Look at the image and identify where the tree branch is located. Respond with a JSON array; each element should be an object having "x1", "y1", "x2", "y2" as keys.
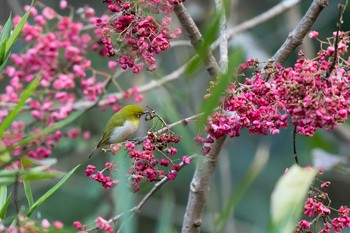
[
  {"x1": 181, "y1": 136, "x2": 227, "y2": 233},
  {"x1": 172, "y1": 2, "x2": 228, "y2": 233},
  {"x1": 272, "y1": 0, "x2": 329, "y2": 64},
  {"x1": 173, "y1": 3, "x2": 221, "y2": 77}
]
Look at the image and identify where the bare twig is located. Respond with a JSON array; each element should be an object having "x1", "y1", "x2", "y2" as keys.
[
  {"x1": 272, "y1": 0, "x2": 329, "y2": 64},
  {"x1": 0, "y1": 0, "x2": 302, "y2": 114},
  {"x1": 215, "y1": 0, "x2": 228, "y2": 71},
  {"x1": 325, "y1": 3, "x2": 346, "y2": 79},
  {"x1": 87, "y1": 155, "x2": 195, "y2": 232},
  {"x1": 223, "y1": 0, "x2": 302, "y2": 49},
  {"x1": 293, "y1": 126, "x2": 299, "y2": 164}
]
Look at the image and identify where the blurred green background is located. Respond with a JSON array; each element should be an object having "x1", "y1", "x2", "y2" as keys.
[{"x1": 1, "y1": 0, "x2": 349, "y2": 232}]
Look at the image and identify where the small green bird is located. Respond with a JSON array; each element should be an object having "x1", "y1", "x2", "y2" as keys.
[{"x1": 89, "y1": 105, "x2": 145, "y2": 158}]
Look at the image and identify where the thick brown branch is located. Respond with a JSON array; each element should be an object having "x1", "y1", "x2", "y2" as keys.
[
  {"x1": 172, "y1": 3, "x2": 227, "y2": 233},
  {"x1": 181, "y1": 136, "x2": 227, "y2": 233},
  {"x1": 272, "y1": 0, "x2": 328, "y2": 64},
  {"x1": 173, "y1": 3, "x2": 221, "y2": 77}
]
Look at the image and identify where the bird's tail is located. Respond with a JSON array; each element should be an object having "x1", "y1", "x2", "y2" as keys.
[{"x1": 89, "y1": 147, "x2": 97, "y2": 159}]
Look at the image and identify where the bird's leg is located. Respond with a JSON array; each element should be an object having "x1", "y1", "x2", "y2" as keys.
[{"x1": 102, "y1": 148, "x2": 111, "y2": 153}]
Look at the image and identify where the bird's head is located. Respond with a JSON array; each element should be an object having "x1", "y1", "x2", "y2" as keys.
[{"x1": 119, "y1": 105, "x2": 145, "y2": 120}]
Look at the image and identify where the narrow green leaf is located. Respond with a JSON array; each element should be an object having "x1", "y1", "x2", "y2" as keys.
[
  {"x1": 197, "y1": 12, "x2": 221, "y2": 60},
  {"x1": 0, "y1": 14, "x2": 12, "y2": 44},
  {"x1": 5, "y1": 0, "x2": 34, "y2": 53},
  {"x1": 114, "y1": 153, "x2": 136, "y2": 233},
  {"x1": 0, "y1": 185, "x2": 7, "y2": 208},
  {"x1": 0, "y1": 38, "x2": 8, "y2": 65},
  {"x1": 268, "y1": 165, "x2": 318, "y2": 233},
  {"x1": 198, "y1": 49, "x2": 242, "y2": 127},
  {"x1": 23, "y1": 179, "x2": 34, "y2": 207},
  {"x1": 0, "y1": 186, "x2": 10, "y2": 218},
  {"x1": 184, "y1": 55, "x2": 202, "y2": 78},
  {"x1": 22, "y1": 160, "x2": 34, "y2": 208},
  {"x1": 0, "y1": 77, "x2": 40, "y2": 136},
  {"x1": 215, "y1": 143, "x2": 269, "y2": 231},
  {"x1": 0, "y1": 52, "x2": 11, "y2": 72},
  {"x1": 26, "y1": 164, "x2": 80, "y2": 217},
  {"x1": 0, "y1": 140, "x2": 10, "y2": 167},
  {"x1": 1, "y1": 110, "x2": 85, "y2": 158},
  {"x1": 0, "y1": 169, "x2": 63, "y2": 184},
  {"x1": 155, "y1": 194, "x2": 175, "y2": 233}
]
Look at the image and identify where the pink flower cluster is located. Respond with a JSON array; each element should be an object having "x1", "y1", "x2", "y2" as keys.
[
  {"x1": 126, "y1": 132, "x2": 191, "y2": 191},
  {"x1": 296, "y1": 199, "x2": 350, "y2": 233},
  {"x1": 203, "y1": 31, "x2": 350, "y2": 150},
  {"x1": 0, "y1": 4, "x2": 106, "y2": 161},
  {"x1": 85, "y1": 163, "x2": 118, "y2": 190},
  {"x1": 0, "y1": 215, "x2": 64, "y2": 232},
  {"x1": 73, "y1": 217, "x2": 112, "y2": 233},
  {"x1": 94, "y1": 0, "x2": 182, "y2": 72},
  {"x1": 85, "y1": 130, "x2": 190, "y2": 192}
]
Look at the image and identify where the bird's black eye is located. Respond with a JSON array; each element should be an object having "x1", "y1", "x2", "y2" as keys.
[{"x1": 138, "y1": 112, "x2": 144, "y2": 118}]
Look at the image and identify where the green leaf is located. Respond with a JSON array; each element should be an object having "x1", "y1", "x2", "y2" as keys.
[
  {"x1": 23, "y1": 178, "x2": 34, "y2": 208},
  {"x1": 0, "y1": 77, "x2": 40, "y2": 136},
  {"x1": 114, "y1": 154, "x2": 136, "y2": 233},
  {"x1": 198, "y1": 49, "x2": 242, "y2": 127},
  {"x1": 0, "y1": 38, "x2": 8, "y2": 65},
  {"x1": 0, "y1": 140, "x2": 10, "y2": 167},
  {"x1": 0, "y1": 169, "x2": 63, "y2": 185},
  {"x1": 22, "y1": 160, "x2": 34, "y2": 208},
  {"x1": 0, "y1": 185, "x2": 10, "y2": 218},
  {"x1": 155, "y1": 194, "x2": 175, "y2": 233},
  {"x1": 26, "y1": 164, "x2": 80, "y2": 217},
  {"x1": 268, "y1": 165, "x2": 318, "y2": 233},
  {"x1": 197, "y1": 12, "x2": 221, "y2": 60},
  {"x1": 0, "y1": 52, "x2": 11, "y2": 72},
  {"x1": 5, "y1": 0, "x2": 34, "y2": 54},
  {"x1": 215, "y1": 143, "x2": 269, "y2": 231},
  {"x1": 0, "y1": 110, "x2": 85, "y2": 158},
  {"x1": 184, "y1": 55, "x2": 202, "y2": 78},
  {"x1": 0, "y1": 14, "x2": 12, "y2": 45}
]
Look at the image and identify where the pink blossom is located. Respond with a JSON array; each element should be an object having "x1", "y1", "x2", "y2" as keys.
[
  {"x1": 42, "y1": 7, "x2": 56, "y2": 20},
  {"x1": 96, "y1": 217, "x2": 113, "y2": 232},
  {"x1": 182, "y1": 156, "x2": 191, "y2": 165},
  {"x1": 41, "y1": 219, "x2": 50, "y2": 228},
  {"x1": 73, "y1": 221, "x2": 83, "y2": 229},
  {"x1": 60, "y1": 0, "x2": 68, "y2": 9},
  {"x1": 308, "y1": 30, "x2": 319, "y2": 38},
  {"x1": 53, "y1": 221, "x2": 64, "y2": 229},
  {"x1": 166, "y1": 173, "x2": 177, "y2": 180}
]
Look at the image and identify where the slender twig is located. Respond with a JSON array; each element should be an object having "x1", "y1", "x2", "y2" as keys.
[
  {"x1": 215, "y1": 0, "x2": 228, "y2": 71},
  {"x1": 325, "y1": 3, "x2": 346, "y2": 79},
  {"x1": 87, "y1": 155, "x2": 195, "y2": 232},
  {"x1": 272, "y1": 0, "x2": 329, "y2": 65},
  {"x1": 0, "y1": 0, "x2": 302, "y2": 113},
  {"x1": 293, "y1": 126, "x2": 299, "y2": 164}
]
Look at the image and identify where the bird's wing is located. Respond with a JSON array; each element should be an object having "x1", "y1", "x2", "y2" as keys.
[
  {"x1": 106, "y1": 112, "x2": 125, "y2": 128},
  {"x1": 96, "y1": 128, "x2": 113, "y2": 148}
]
